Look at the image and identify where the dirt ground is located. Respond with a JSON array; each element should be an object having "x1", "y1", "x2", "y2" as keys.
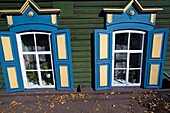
[{"x1": 0, "y1": 88, "x2": 170, "y2": 113}]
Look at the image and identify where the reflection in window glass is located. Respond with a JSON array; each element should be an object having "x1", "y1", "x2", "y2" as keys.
[
  {"x1": 128, "y1": 70, "x2": 140, "y2": 83},
  {"x1": 36, "y1": 34, "x2": 50, "y2": 51},
  {"x1": 21, "y1": 34, "x2": 35, "y2": 52},
  {"x1": 130, "y1": 33, "x2": 143, "y2": 50},
  {"x1": 114, "y1": 70, "x2": 126, "y2": 84},
  {"x1": 24, "y1": 55, "x2": 37, "y2": 70},
  {"x1": 41, "y1": 71, "x2": 54, "y2": 86},
  {"x1": 114, "y1": 53, "x2": 127, "y2": 68},
  {"x1": 129, "y1": 53, "x2": 141, "y2": 68},
  {"x1": 26, "y1": 71, "x2": 39, "y2": 86},
  {"x1": 115, "y1": 33, "x2": 128, "y2": 50},
  {"x1": 39, "y1": 54, "x2": 52, "y2": 70}
]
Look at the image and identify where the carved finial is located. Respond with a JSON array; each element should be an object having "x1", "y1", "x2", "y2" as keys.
[{"x1": 28, "y1": 11, "x2": 34, "y2": 17}]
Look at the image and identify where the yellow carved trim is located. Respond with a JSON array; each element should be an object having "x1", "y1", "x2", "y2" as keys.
[
  {"x1": 1, "y1": 36, "x2": 14, "y2": 61},
  {"x1": 150, "y1": 14, "x2": 156, "y2": 23},
  {"x1": 7, "y1": 16, "x2": 13, "y2": 25},
  {"x1": 149, "y1": 64, "x2": 159, "y2": 85},
  {"x1": 0, "y1": 0, "x2": 61, "y2": 15},
  {"x1": 152, "y1": 34, "x2": 163, "y2": 58},
  {"x1": 103, "y1": 0, "x2": 163, "y2": 13},
  {"x1": 7, "y1": 67, "x2": 19, "y2": 89},
  {"x1": 100, "y1": 34, "x2": 108, "y2": 59},
  {"x1": 124, "y1": 0, "x2": 134, "y2": 13},
  {"x1": 51, "y1": 14, "x2": 57, "y2": 24},
  {"x1": 57, "y1": 34, "x2": 67, "y2": 59},
  {"x1": 107, "y1": 14, "x2": 112, "y2": 23},
  {"x1": 59, "y1": 66, "x2": 69, "y2": 87},
  {"x1": 100, "y1": 65, "x2": 108, "y2": 87}
]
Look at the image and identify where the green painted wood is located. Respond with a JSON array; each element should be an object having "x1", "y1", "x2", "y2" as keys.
[
  {"x1": 0, "y1": 0, "x2": 170, "y2": 88},
  {"x1": 72, "y1": 57, "x2": 91, "y2": 62},
  {"x1": 53, "y1": 2, "x2": 73, "y2": 16},
  {"x1": 60, "y1": 0, "x2": 170, "y2": 86},
  {"x1": 58, "y1": 18, "x2": 103, "y2": 25},
  {"x1": 72, "y1": 47, "x2": 91, "y2": 51}
]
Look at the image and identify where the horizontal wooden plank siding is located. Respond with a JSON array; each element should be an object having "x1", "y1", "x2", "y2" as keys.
[
  {"x1": 0, "y1": 0, "x2": 170, "y2": 88},
  {"x1": 57, "y1": 0, "x2": 170, "y2": 87}
]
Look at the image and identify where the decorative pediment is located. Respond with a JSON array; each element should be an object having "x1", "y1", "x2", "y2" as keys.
[
  {"x1": 103, "y1": 0, "x2": 163, "y2": 14},
  {"x1": 0, "y1": 0, "x2": 60, "y2": 15}
]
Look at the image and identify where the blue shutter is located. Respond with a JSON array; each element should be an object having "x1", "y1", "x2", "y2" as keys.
[
  {"x1": 143, "y1": 28, "x2": 169, "y2": 88},
  {"x1": 0, "y1": 32, "x2": 24, "y2": 92},
  {"x1": 94, "y1": 30, "x2": 112, "y2": 90},
  {"x1": 51, "y1": 29, "x2": 74, "y2": 90}
]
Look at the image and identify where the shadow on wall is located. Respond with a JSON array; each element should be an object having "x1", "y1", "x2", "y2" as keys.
[
  {"x1": 162, "y1": 78, "x2": 170, "y2": 89},
  {"x1": 91, "y1": 33, "x2": 95, "y2": 91}
]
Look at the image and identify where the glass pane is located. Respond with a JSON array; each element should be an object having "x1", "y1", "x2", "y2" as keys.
[
  {"x1": 114, "y1": 70, "x2": 126, "y2": 84},
  {"x1": 24, "y1": 55, "x2": 37, "y2": 70},
  {"x1": 115, "y1": 33, "x2": 128, "y2": 50},
  {"x1": 39, "y1": 54, "x2": 52, "y2": 70},
  {"x1": 130, "y1": 33, "x2": 143, "y2": 50},
  {"x1": 26, "y1": 71, "x2": 39, "y2": 86},
  {"x1": 129, "y1": 53, "x2": 141, "y2": 68},
  {"x1": 41, "y1": 71, "x2": 54, "y2": 86},
  {"x1": 128, "y1": 70, "x2": 140, "y2": 83},
  {"x1": 21, "y1": 34, "x2": 35, "y2": 52},
  {"x1": 36, "y1": 34, "x2": 50, "y2": 51},
  {"x1": 114, "y1": 53, "x2": 127, "y2": 68}
]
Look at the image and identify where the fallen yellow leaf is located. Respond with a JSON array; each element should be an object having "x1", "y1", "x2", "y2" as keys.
[
  {"x1": 0, "y1": 109, "x2": 5, "y2": 113},
  {"x1": 84, "y1": 100, "x2": 88, "y2": 102},
  {"x1": 50, "y1": 104, "x2": 55, "y2": 108},
  {"x1": 131, "y1": 96, "x2": 135, "y2": 100},
  {"x1": 110, "y1": 92, "x2": 115, "y2": 95},
  {"x1": 97, "y1": 104, "x2": 100, "y2": 107}
]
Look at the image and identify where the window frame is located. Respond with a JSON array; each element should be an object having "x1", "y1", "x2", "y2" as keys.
[
  {"x1": 112, "y1": 30, "x2": 145, "y2": 86},
  {"x1": 16, "y1": 32, "x2": 55, "y2": 89}
]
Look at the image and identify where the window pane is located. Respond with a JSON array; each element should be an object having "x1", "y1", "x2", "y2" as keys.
[
  {"x1": 114, "y1": 70, "x2": 126, "y2": 84},
  {"x1": 24, "y1": 55, "x2": 37, "y2": 70},
  {"x1": 39, "y1": 54, "x2": 52, "y2": 69},
  {"x1": 115, "y1": 33, "x2": 128, "y2": 50},
  {"x1": 36, "y1": 34, "x2": 50, "y2": 51},
  {"x1": 130, "y1": 33, "x2": 143, "y2": 50},
  {"x1": 128, "y1": 70, "x2": 140, "y2": 83},
  {"x1": 129, "y1": 53, "x2": 141, "y2": 68},
  {"x1": 114, "y1": 53, "x2": 127, "y2": 68},
  {"x1": 26, "y1": 71, "x2": 39, "y2": 86},
  {"x1": 41, "y1": 71, "x2": 54, "y2": 86},
  {"x1": 21, "y1": 34, "x2": 35, "y2": 52}
]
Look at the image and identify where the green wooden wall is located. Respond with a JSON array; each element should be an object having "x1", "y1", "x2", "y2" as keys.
[{"x1": 0, "y1": 0, "x2": 170, "y2": 87}]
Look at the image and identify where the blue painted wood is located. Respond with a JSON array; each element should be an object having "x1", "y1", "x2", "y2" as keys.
[
  {"x1": 143, "y1": 28, "x2": 169, "y2": 88},
  {"x1": 9, "y1": 6, "x2": 58, "y2": 33},
  {"x1": 94, "y1": 1, "x2": 169, "y2": 90},
  {"x1": 107, "y1": 23, "x2": 153, "y2": 31},
  {"x1": 51, "y1": 29, "x2": 74, "y2": 90},
  {"x1": 0, "y1": 32, "x2": 24, "y2": 92},
  {"x1": 0, "y1": 5, "x2": 74, "y2": 92},
  {"x1": 94, "y1": 30, "x2": 112, "y2": 90},
  {"x1": 8, "y1": 7, "x2": 58, "y2": 29},
  {"x1": 106, "y1": 6, "x2": 155, "y2": 30}
]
